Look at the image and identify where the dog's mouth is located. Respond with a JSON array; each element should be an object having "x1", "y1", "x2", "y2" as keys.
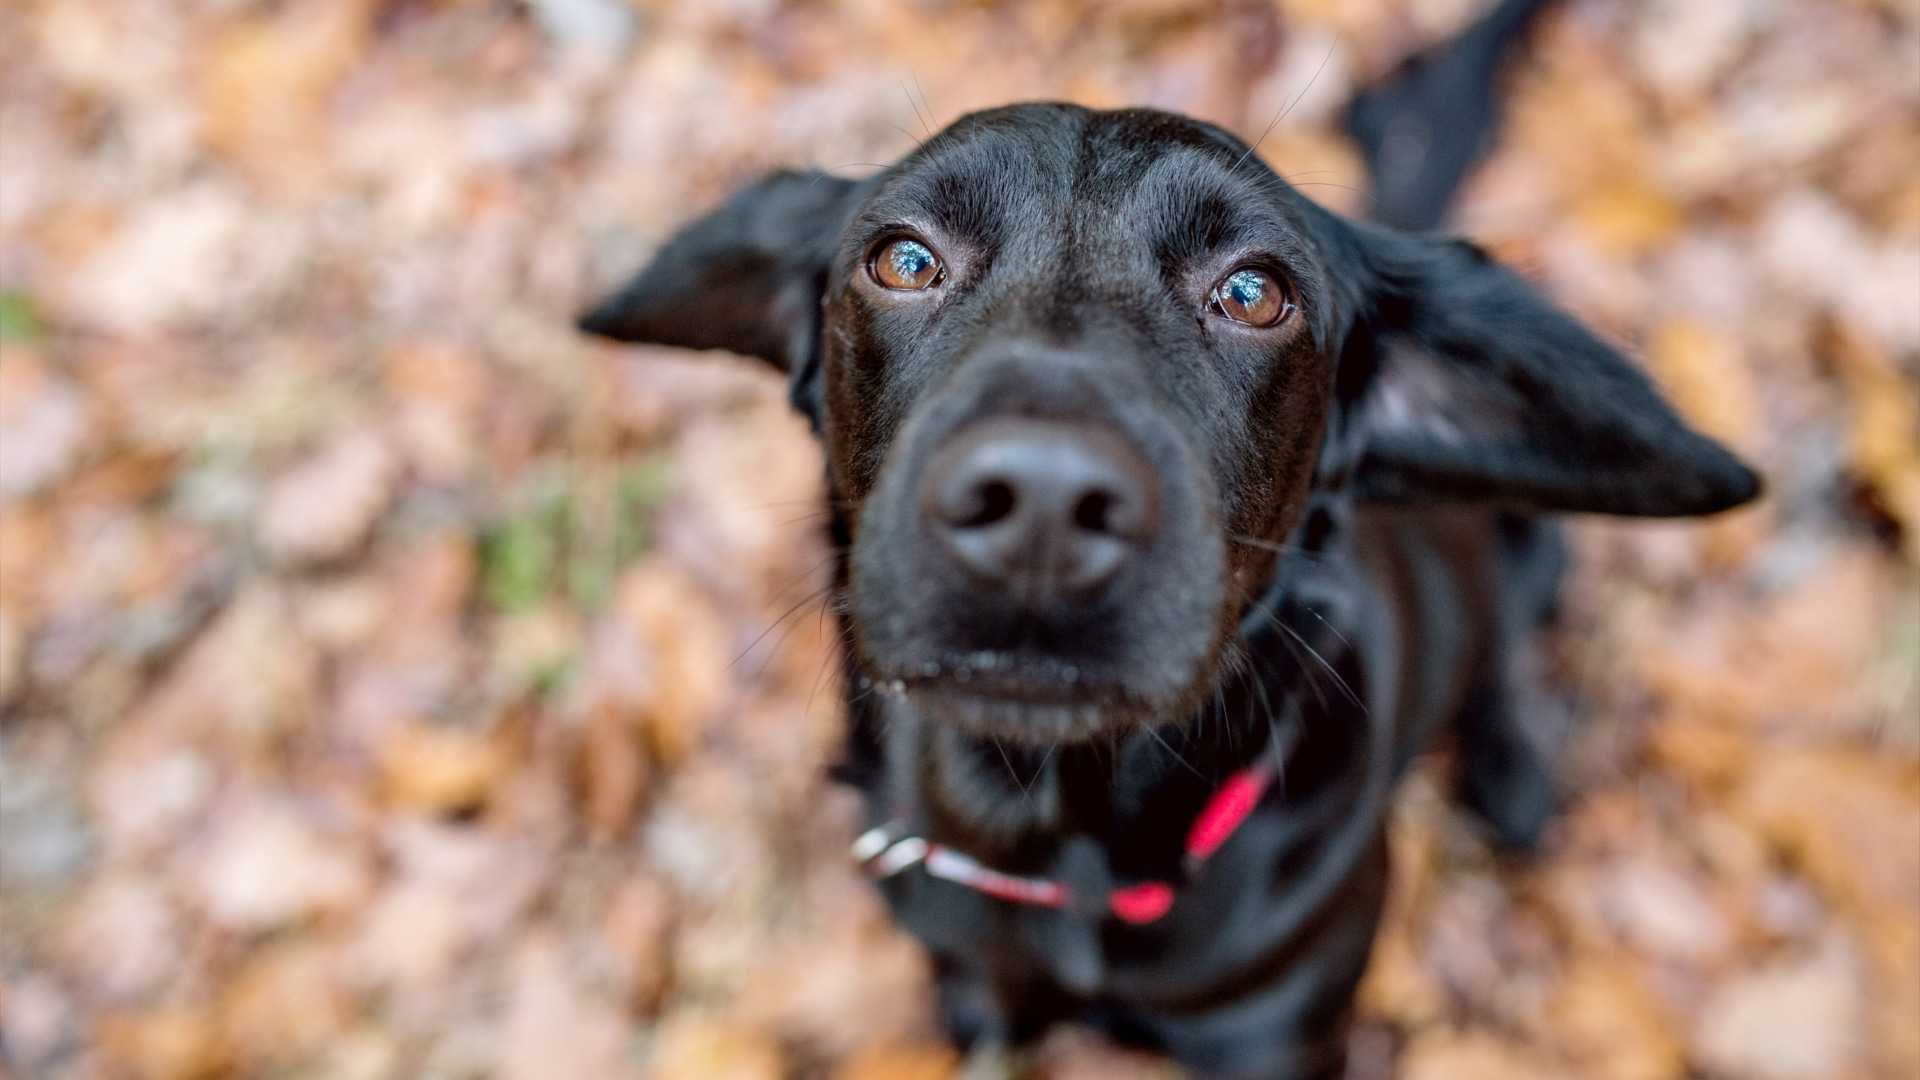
[{"x1": 869, "y1": 648, "x2": 1204, "y2": 745}]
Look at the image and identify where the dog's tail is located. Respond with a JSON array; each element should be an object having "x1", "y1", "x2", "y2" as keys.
[{"x1": 1342, "y1": 0, "x2": 1555, "y2": 231}]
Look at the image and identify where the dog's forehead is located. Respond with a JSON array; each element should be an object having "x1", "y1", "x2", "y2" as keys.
[
  {"x1": 899, "y1": 105, "x2": 1262, "y2": 204},
  {"x1": 857, "y1": 105, "x2": 1303, "y2": 249}
]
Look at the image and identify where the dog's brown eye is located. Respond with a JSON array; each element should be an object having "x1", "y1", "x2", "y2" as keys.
[
  {"x1": 1208, "y1": 268, "x2": 1292, "y2": 327},
  {"x1": 871, "y1": 237, "x2": 944, "y2": 290}
]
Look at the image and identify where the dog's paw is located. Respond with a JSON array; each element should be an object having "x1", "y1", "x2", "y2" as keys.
[{"x1": 961, "y1": 1038, "x2": 1022, "y2": 1080}]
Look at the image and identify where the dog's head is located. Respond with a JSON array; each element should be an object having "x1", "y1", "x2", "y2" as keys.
[{"x1": 582, "y1": 104, "x2": 1758, "y2": 745}]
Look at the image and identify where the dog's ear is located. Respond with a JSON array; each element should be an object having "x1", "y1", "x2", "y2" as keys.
[
  {"x1": 578, "y1": 170, "x2": 863, "y2": 417},
  {"x1": 1338, "y1": 229, "x2": 1761, "y2": 517}
]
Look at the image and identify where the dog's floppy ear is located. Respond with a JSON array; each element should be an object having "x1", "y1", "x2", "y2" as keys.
[
  {"x1": 578, "y1": 170, "x2": 863, "y2": 415},
  {"x1": 1339, "y1": 228, "x2": 1761, "y2": 517}
]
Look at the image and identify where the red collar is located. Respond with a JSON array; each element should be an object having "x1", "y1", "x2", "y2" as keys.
[{"x1": 852, "y1": 757, "x2": 1278, "y2": 926}]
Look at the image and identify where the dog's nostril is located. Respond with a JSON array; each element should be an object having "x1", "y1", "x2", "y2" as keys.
[
  {"x1": 920, "y1": 419, "x2": 1159, "y2": 598},
  {"x1": 1072, "y1": 490, "x2": 1115, "y2": 534},
  {"x1": 957, "y1": 478, "x2": 1018, "y2": 529}
]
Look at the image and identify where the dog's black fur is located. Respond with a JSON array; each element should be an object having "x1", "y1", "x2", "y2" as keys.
[{"x1": 579, "y1": 23, "x2": 1759, "y2": 1077}]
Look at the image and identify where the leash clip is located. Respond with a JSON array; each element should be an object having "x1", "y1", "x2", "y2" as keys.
[{"x1": 852, "y1": 823, "x2": 928, "y2": 879}]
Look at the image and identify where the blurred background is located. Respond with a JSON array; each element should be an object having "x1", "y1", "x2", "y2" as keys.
[{"x1": 0, "y1": 1, "x2": 1915, "y2": 1077}]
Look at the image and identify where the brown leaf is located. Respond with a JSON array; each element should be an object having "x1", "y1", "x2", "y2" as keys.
[
  {"x1": 0, "y1": 506, "x2": 53, "y2": 620},
  {"x1": 613, "y1": 562, "x2": 730, "y2": 766},
  {"x1": 578, "y1": 703, "x2": 652, "y2": 840},
  {"x1": 0, "y1": 975, "x2": 75, "y2": 1076},
  {"x1": 256, "y1": 432, "x2": 399, "y2": 566},
  {"x1": 600, "y1": 873, "x2": 676, "y2": 1014},
  {"x1": 96, "y1": 1008, "x2": 231, "y2": 1080},
  {"x1": 219, "y1": 943, "x2": 355, "y2": 1072},
  {"x1": 1692, "y1": 935, "x2": 1866, "y2": 1080},
  {"x1": 385, "y1": 341, "x2": 490, "y2": 483},
  {"x1": 647, "y1": 1013, "x2": 784, "y2": 1080},
  {"x1": 379, "y1": 724, "x2": 507, "y2": 816},
  {"x1": 191, "y1": 799, "x2": 372, "y2": 933},
  {"x1": 736, "y1": 927, "x2": 933, "y2": 1060},
  {"x1": 346, "y1": 882, "x2": 470, "y2": 993},
  {"x1": 59, "y1": 877, "x2": 182, "y2": 1001},
  {"x1": 1595, "y1": 856, "x2": 1734, "y2": 965},
  {"x1": 1831, "y1": 323, "x2": 1920, "y2": 562},
  {"x1": 1399, "y1": 1031, "x2": 1556, "y2": 1080},
  {"x1": 1646, "y1": 321, "x2": 1760, "y2": 456},
  {"x1": 0, "y1": 350, "x2": 90, "y2": 501},
  {"x1": 1575, "y1": 182, "x2": 1684, "y2": 257},
  {"x1": 1549, "y1": 959, "x2": 1684, "y2": 1080},
  {"x1": 135, "y1": 584, "x2": 320, "y2": 743},
  {"x1": 1736, "y1": 749, "x2": 1920, "y2": 917},
  {"x1": 200, "y1": 0, "x2": 380, "y2": 192},
  {"x1": 499, "y1": 937, "x2": 637, "y2": 1080},
  {"x1": 834, "y1": 1042, "x2": 959, "y2": 1080},
  {"x1": 0, "y1": 606, "x2": 24, "y2": 706}
]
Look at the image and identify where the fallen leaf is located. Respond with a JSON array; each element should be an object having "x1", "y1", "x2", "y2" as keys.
[
  {"x1": 200, "y1": 0, "x2": 381, "y2": 192},
  {"x1": 1549, "y1": 958, "x2": 1685, "y2": 1080},
  {"x1": 0, "y1": 605, "x2": 24, "y2": 705},
  {"x1": 1399, "y1": 1031, "x2": 1556, "y2": 1080},
  {"x1": 379, "y1": 724, "x2": 507, "y2": 816},
  {"x1": 59, "y1": 876, "x2": 182, "y2": 1000},
  {"x1": 96, "y1": 1008, "x2": 231, "y2": 1080},
  {"x1": 1692, "y1": 935, "x2": 1866, "y2": 1080},
  {"x1": 1576, "y1": 182, "x2": 1684, "y2": 257},
  {"x1": 1646, "y1": 321, "x2": 1760, "y2": 455},
  {"x1": 648, "y1": 1012, "x2": 784, "y2": 1080},
  {"x1": 1736, "y1": 748, "x2": 1920, "y2": 917},
  {"x1": 599, "y1": 873, "x2": 676, "y2": 1013},
  {"x1": 135, "y1": 584, "x2": 320, "y2": 743},
  {"x1": 219, "y1": 942, "x2": 355, "y2": 1071},
  {"x1": 346, "y1": 882, "x2": 470, "y2": 992},
  {"x1": 1597, "y1": 856, "x2": 1734, "y2": 965},
  {"x1": 834, "y1": 1042, "x2": 959, "y2": 1080},
  {"x1": 613, "y1": 562, "x2": 730, "y2": 765},
  {"x1": 578, "y1": 702, "x2": 652, "y2": 839},
  {"x1": 191, "y1": 799, "x2": 372, "y2": 933},
  {"x1": 737, "y1": 927, "x2": 933, "y2": 1059},
  {"x1": 256, "y1": 432, "x2": 399, "y2": 566},
  {"x1": 0, "y1": 350, "x2": 89, "y2": 501},
  {"x1": 0, "y1": 975, "x2": 75, "y2": 1075},
  {"x1": 498, "y1": 936, "x2": 637, "y2": 1080}
]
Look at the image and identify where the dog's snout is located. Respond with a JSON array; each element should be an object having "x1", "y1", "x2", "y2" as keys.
[{"x1": 921, "y1": 419, "x2": 1159, "y2": 599}]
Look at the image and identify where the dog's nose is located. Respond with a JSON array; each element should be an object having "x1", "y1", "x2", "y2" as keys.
[{"x1": 921, "y1": 420, "x2": 1159, "y2": 599}]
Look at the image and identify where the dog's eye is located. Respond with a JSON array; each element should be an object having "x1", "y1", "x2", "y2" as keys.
[
  {"x1": 1208, "y1": 268, "x2": 1293, "y2": 327},
  {"x1": 870, "y1": 238, "x2": 944, "y2": 291}
]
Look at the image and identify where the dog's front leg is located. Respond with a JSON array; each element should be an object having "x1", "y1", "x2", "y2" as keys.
[{"x1": 933, "y1": 953, "x2": 1077, "y2": 1076}]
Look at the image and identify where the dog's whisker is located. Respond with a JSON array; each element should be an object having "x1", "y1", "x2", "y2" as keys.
[
  {"x1": 1142, "y1": 722, "x2": 1207, "y2": 783},
  {"x1": 731, "y1": 582, "x2": 835, "y2": 671},
  {"x1": 1275, "y1": 621, "x2": 1364, "y2": 714},
  {"x1": 1232, "y1": 41, "x2": 1337, "y2": 173},
  {"x1": 758, "y1": 550, "x2": 844, "y2": 612},
  {"x1": 1264, "y1": 621, "x2": 1332, "y2": 716},
  {"x1": 909, "y1": 70, "x2": 937, "y2": 140},
  {"x1": 885, "y1": 124, "x2": 926, "y2": 151},
  {"x1": 1226, "y1": 533, "x2": 1338, "y2": 565},
  {"x1": 750, "y1": 587, "x2": 839, "y2": 684},
  {"x1": 1306, "y1": 606, "x2": 1356, "y2": 652},
  {"x1": 991, "y1": 737, "x2": 1041, "y2": 804}
]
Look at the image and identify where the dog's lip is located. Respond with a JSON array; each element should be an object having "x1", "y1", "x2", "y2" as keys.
[{"x1": 882, "y1": 651, "x2": 1127, "y2": 705}]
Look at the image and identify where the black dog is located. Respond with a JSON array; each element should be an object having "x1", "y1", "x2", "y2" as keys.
[{"x1": 578, "y1": 37, "x2": 1758, "y2": 1080}]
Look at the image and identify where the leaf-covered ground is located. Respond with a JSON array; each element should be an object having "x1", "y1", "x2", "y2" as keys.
[{"x1": 1, "y1": 1, "x2": 1915, "y2": 1077}]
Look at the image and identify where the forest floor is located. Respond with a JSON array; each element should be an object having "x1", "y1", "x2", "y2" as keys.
[{"x1": 1, "y1": 1, "x2": 1916, "y2": 1077}]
